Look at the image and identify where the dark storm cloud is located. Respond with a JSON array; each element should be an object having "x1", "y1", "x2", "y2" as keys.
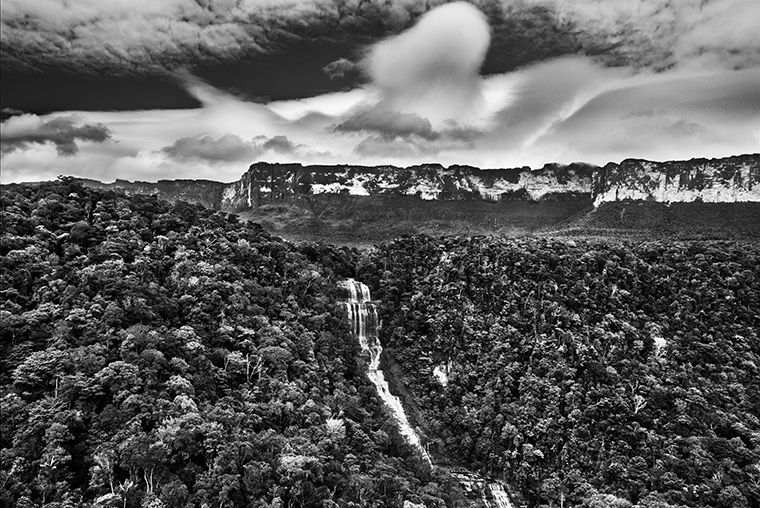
[
  {"x1": 0, "y1": 114, "x2": 112, "y2": 155},
  {"x1": 3, "y1": 1, "x2": 757, "y2": 107},
  {"x1": 0, "y1": 0, "x2": 412, "y2": 77}
]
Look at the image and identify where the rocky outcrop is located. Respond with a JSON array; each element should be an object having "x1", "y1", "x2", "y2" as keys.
[
  {"x1": 221, "y1": 162, "x2": 596, "y2": 208},
  {"x1": 78, "y1": 154, "x2": 760, "y2": 212},
  {"x1": 592, "y1": 154, "x2": 760, "y2": 206}
]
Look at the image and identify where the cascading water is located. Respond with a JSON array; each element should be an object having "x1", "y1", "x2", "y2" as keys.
[
  {"x1": 341, "y1": 279, "x2": 512, "y2": 507},
  {"x1": 489, "y1": 483, "x2": 512, "y2": 507},
  {"x1": 341, "y1": 279, "x2": 432, "y2": 466}
]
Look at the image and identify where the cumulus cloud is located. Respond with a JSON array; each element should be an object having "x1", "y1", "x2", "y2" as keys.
[
  {"x1": 365, "y1": 2, "x2": 490, "y2": 125},
  {"x1": 1, "y1": 114, "x2": 112, "y2": 155},
  {"x1": 261, "y1": 135, "x2": 298, "y2": 154}
]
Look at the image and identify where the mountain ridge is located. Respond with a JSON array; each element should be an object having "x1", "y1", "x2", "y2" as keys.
[{"x1": 78, "y1": 153, "x2": 760, "y2": 212}]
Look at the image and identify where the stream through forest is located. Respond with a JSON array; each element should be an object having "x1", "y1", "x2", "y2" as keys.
[{"x1": 341, "y1": 279, "x2": 514, "y2": 508}]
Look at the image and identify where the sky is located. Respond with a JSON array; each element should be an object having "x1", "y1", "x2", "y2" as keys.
[{"x1": 1, "y1": 0, "x2": 759, "y2": 183}]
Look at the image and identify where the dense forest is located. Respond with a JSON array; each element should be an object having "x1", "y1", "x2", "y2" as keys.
[
  {"x1": 0, "y1": 180, "x2": 462, "y2": 508},
  {"x1": 359, "y1": 236, "x2": 760, "y2": 508},
  {"x1": 2, "y1": 180, "x2": 759, "y2": 507}
]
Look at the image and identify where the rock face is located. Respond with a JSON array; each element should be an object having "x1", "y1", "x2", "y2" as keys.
[
  {"x1": 79, "y1": 154, "x2": 760, "y2": 211},
  {"x1": 222, "y1": 162, "x2": 597, "y2": 209},
  {"x1": 592, "y1": 154, "x2": 760, "y2": 206}
]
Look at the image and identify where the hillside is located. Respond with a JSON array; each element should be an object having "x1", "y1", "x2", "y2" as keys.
[
  {"x1": 2, "y1": 180, "x2": 759, "y2": 507},
  {"x1": 0, "y1": 179, "x2": 463, "y2": 507},
  {"x1": 359, "y1": 235, "x2": 760, "y2": 508}
]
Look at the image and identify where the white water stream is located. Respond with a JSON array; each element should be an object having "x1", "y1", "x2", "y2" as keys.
[
  {"x1": 341, "y1": 279, "x2": 432, "y2": 465},
  {"x1": 341, "y1": 279, "x2": 512, "y2": 507}
]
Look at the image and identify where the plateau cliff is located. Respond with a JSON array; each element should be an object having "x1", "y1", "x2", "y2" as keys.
[
  {"x1": 80, "y1": 154, "x2": 760, "y2": 212},
  {"x1": 592, "y1": 154, "x2": 760, "y2": 205},
  {"x1": 222, "y1": 162, "x2": 596, "y2": 209}
]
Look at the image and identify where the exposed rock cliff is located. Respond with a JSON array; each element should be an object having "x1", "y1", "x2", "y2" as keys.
[
  {"x1": 592, "y1": 154, "x2": 760, "y2": 206},
  {"x1": 222, "y1": 162, "x2": 597, "y2": 209},
  {"x1": 79, "y1": 154, "x2": 760, "y2": 212}
]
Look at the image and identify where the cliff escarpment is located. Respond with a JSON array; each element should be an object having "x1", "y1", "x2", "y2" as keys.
[
  {"x1": 593, "y1": 154, "x2": 760, "y2": 205},
  {"x1": 79, "y1": 154, "x2": 760, "y2": 212},
  {"x1": 222, "y1": 162, "x2": 597, "y2": 209}
]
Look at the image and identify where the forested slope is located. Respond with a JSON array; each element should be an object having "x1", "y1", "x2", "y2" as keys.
[
  {"x1": 3, "y1": 179, "x2": 759, "y2": 508},
  {"x1": 362, "y1": 236, "x2": 760, "y2": 508},
  {"x1": 0, "y1": 180, "x2": 461, "y2": 508}
]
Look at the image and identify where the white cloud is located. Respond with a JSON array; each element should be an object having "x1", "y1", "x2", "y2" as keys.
[{"x1": 365, "y1": 1, "x2": 490, "y2": 125}]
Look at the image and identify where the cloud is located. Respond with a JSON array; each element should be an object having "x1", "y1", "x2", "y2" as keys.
[
  {"x1": 365, "y1": 2, "x2": 490, "y2": 125},
  {"x1": 1, "y1": 1, "x2": 757, "y2": 183},
  {"x1": 323, "y1": 58, "x2": 360, "y2": 80},
  {"x1": 161, "y1": 132, "x2": 331, "y2": 164},
  {"x1": 162, "y1": 133, "x2": 263, "y2": 163},
  {"x1": 257, "y1": 135, "x2": 335, "y2": 159},
  {"x1": 2, "y1": 1, "x2": 756, "y2": 80},
  {"x1": 1, "y1": 0, "x2": 409, "y2": 78},
  {"x1": 524, "y1": 66, "x2": 760, "y2": 164},
  {"x1": 1, "y1": 114, "x2": 112, "y2": 155},
  {"x1": 261, "y1": 135, "x2": 298, "y2": 154},
  {"x1": 1, "y1": 108, "x2": 25, "y2": 120},
  {"x1": 354, "y1": 137, "x2": 429, "y2": 159},
  {"x1": 334, "y1": 107, "x2": 438, "y2": 141},
  {"x1": 485, "y1": 56, "x2": 624, "y2": 147}
]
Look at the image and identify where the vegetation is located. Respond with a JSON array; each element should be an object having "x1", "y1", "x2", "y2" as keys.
[
  {"x1": 361, "y1": 235, "x2": 760, "y2": 508},
  {"x1": 3, "y1": 180, "x2": 758, "y2": 507},
  {"x1": 239, "y1": 195, "x2": 592, "y2": 246},
  {"x1": 578, "y1": 202, "x2": 760, "y2": 240},
  {"x1": 0, "y1": 180, "x2": 460, "y2": 508}
]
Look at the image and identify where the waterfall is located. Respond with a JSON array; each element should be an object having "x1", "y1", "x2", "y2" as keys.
[
  {"x1": 489, "y1": 483, "x2": 512, "y2": 508},
  {"x1": 341, "y1": 279, "x2": 432, "y2": 466},
  {"x1": 340, "y1": 279, "x2": 513, "y2": 507},
  {"x1": 452, "y1": 471, "x2": 514, "y2": 508}
]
